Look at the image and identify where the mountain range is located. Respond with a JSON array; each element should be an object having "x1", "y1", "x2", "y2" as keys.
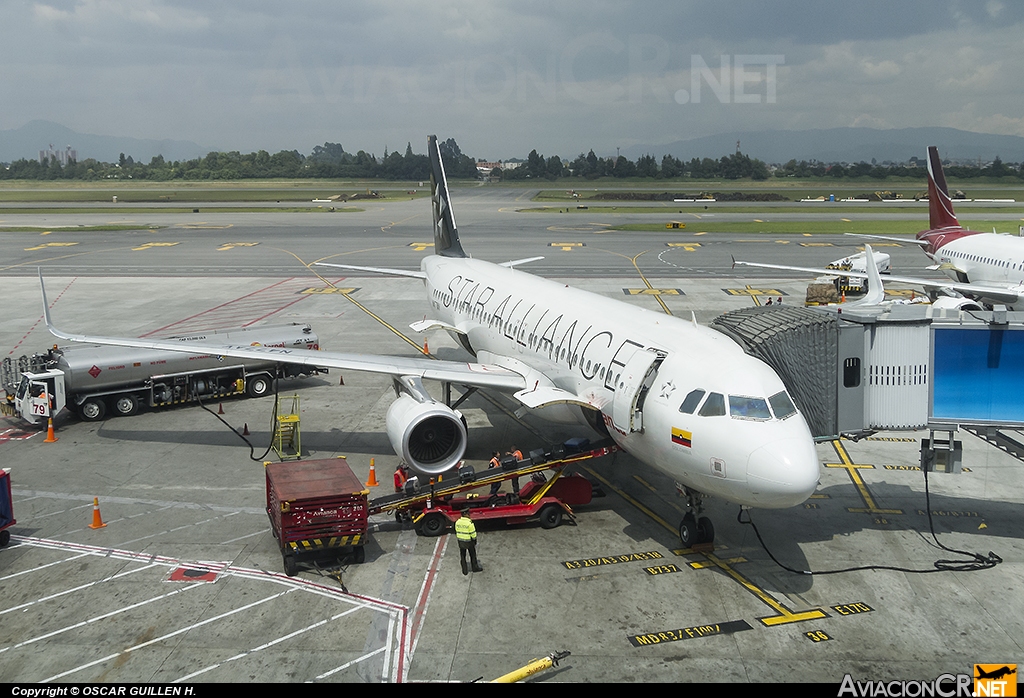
[
  {"x1": 0, "y1": 120, "x2": 209, "y2": 164},
  {"x1": 618, "y1": 127, "x2": 1024, "y2": 165},
  {"x1": 4, "y1": 121, "x2": 1024, "y2": 168}
]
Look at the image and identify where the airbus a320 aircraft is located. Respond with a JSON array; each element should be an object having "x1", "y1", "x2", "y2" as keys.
[
  {"x1": 40, "y1": 135, "x2": 821, "y2": 546},
  {"x1": 738, "y1": 146, "x2": 1024, "y2": 310}
]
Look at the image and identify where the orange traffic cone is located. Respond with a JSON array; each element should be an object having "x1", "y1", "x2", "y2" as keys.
[
  {"x1": 89, "y1": 497, "x2": 107, "y2": 529},
  {"x1": 365, "y1": 458, "x2": 379, "y2": 487},
  {"x1": 242, "y1": 423, "x2": 250, "y2": 436},
  {"x1": 44, "y1": 418, "x2": 58, "y2": 443},
  {"x1": 339, "y1": 375, "x2": 345, "y2": 385},
  {"x1": 218, "y1": 403, "x2": 225, "y2": 415},
  {"x1": 422, "y1": 338, "x2": 429, "y2": 355}
]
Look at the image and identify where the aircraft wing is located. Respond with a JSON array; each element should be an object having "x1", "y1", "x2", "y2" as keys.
[
  {"x1": 39, "y1": 273, "x2": 527, "y2": 393},
  {"x1": 733, "y1": 258, "x2": 1024, "y2": 306}
]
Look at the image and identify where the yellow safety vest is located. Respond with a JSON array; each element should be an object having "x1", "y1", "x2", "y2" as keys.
[{"x1": 455, "y1": 516, "x2": 477, "y2": 541}]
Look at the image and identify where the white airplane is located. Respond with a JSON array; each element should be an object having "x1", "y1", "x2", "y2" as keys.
[
  {"x1": 741, "y1": 147, "x2": 1024, "y2": 310},
  {"x1": 40, "y1": 135, "x2": 821, "y2": 546}
]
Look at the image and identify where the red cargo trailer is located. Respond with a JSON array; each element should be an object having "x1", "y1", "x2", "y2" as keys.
[{"x1": 265, "y1": 457, "x2": 368, "y2": 576}]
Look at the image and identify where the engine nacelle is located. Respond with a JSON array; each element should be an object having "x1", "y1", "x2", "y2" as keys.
[
  {"x1": 385, "y1": 394, "x2": 467, "y2": 475},
  {"x1": 931, "y1": 295, "x2": 983, "y2": 311}
]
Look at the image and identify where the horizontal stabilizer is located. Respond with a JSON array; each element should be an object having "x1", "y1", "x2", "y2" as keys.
[
  {"x1": 499, "y1": 256, "x2": 545, "y2": 268},
  {"x1": 315, "y1": 262, "x2": 425, "y2": 279},
  {"x1": 844, "y1": 233, "x2": 928, "y2": 247}
]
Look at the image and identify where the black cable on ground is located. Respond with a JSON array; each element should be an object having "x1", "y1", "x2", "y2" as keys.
[
  {"x1": 739, "y1": 464, "x2": 1002, "y2": 575},
  {"x1": 196, "y1": 373, "x2": 281, "y2": 462}
]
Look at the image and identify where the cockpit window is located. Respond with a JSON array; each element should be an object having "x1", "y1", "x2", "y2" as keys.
[
  {"x1": 678, "y1": 389, "x2": 705, "y2": 414},
  {"x1": 697, "y1": 392, "x2": 726, "y2": 417},
  {"x1": 769, "y1": 391, "x2": 797, "y2": 420},
  {"x1": 729, "y1": 395, "x2": 771, "y2": 420}
]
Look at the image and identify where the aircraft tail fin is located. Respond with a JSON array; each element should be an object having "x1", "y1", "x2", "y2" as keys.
[
  {"x1": 428, "y1": 135, "x2": 467, "y2": 258},
  {"x1": 926, "y1": 146, "x2": 960, "y2": 231}
]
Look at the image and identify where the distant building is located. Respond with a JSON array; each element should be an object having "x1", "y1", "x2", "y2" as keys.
[
  {"x1": 39, "y1": 144, "x2": 77, "y2": 166},
  {"x1": 477, "y1": 160, "x2": 521, "y2": 175}
]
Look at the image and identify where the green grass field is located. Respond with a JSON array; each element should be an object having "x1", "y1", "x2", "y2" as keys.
[{"x1": 612, "y1": 219, "x2": 1020, "y2": 235}]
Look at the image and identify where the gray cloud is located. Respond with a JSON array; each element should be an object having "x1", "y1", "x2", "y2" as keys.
[{"x1": 3, "y1": 1, "x2": 1023, "y2": 159}]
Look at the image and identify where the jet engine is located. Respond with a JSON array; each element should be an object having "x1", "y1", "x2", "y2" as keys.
[
  {"x1": 930, "y1": 295, "x2": 983, "y2": 311},
  {"x1": 385, "y1": 394, "x2": 468, "y2": 475}
]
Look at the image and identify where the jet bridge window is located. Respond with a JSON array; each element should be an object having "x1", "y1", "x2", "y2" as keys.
[
  {"x1": 729, "y1": 395, "x2": 771, "y2": 420},
  {"x1": 678, "y1": 388, "x2": 705, "y2": 414},
  {"x1": 697, "y1": 392, "x2": 726, "y2": 417},
  {"x1": 768, "y1": 391, "x2": 797, "y2": 420}
]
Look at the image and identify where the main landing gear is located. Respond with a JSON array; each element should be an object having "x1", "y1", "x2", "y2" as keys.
[{"x1": 677, "y1": 486, "x2": 714, "y2": 547}]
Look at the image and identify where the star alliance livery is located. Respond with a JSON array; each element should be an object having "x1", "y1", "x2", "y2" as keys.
[{"x1": 40, "y1": 135, "x2": 821, "y2": 545}]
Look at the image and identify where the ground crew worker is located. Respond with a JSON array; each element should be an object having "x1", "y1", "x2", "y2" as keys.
[
  {"x1": 455, "y1": 508, "x2": 483, "y2": 575},
  {"x1": 508, "y1": 446, "x2": 525, "y2": 500},
  {"x1": 394, "y1": 464, "x2": 408, "y2": 493},
  {"x1": 488, "y1": 451, "x2": 501, "y2": 496}
]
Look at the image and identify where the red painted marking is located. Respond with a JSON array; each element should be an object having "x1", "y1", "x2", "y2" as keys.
[
  {"x1": 7, "y1": 278, "x2": 78, "y2": 356},
  {"x1": 168, "y1": 566, "x2": 219, "y2": 582},
  {"x1": 139, "y1": 278, "x2": 346, "y2": 337}
]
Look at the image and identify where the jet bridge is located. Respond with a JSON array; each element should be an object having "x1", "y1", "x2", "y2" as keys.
[{"x1": 710, "y1": 303, "x2": 1024, "y2": 471}]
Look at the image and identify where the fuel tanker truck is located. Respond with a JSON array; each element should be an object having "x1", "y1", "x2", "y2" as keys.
[{"x1": 2, "y1": 323, "x2": 325, "y2": 425}]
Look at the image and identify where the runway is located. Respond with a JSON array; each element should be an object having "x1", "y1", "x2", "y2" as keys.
[{"x1": 0, "y1": 189, "x2": 1021, "y2": 684}]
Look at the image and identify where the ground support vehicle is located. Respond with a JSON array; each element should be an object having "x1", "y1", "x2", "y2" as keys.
[
  {"x1": 368, "y1": 441, "x2": 616, "y2": 537},
  {"x1": 2, "y1": 324, "x2": 324, "y2": 425},
  {"x1": 265, "y1": 457, "x2": 369, "y2": 576},
  {"x1": 0, "y1": 469, "x2": 15, "y2": 548}
]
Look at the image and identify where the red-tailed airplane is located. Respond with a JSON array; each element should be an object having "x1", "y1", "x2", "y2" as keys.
[{"x1": 738, "y1": 146, "x2": 1024, "y2": 310}]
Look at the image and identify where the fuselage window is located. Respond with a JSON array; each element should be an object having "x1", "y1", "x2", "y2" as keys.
[
  {"x1": 679, "y1": 388, "x2": 706, "y2": 414},
  {"x1": 729, "y1": 395, "x2": 771, "y2": 420},
  {"x1": 768, "y1": 391, "x2": 797, "y2": 420},
  {"x1": 698, "y1": 392, "x2": 726, "y2": 417}
]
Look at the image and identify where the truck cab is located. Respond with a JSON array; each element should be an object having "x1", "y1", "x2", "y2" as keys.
[{"x1": 11, "y1": 370, "x2": 66, "y2": 426}]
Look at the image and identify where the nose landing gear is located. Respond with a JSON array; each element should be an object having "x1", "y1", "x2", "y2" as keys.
[{"x1": 676, "y1": 485, "x2": 714, "y2": 547}]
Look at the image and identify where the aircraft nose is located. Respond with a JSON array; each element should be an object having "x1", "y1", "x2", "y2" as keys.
[{"x1": 746, "y1": 437, "x2": 820, "y2": 508}]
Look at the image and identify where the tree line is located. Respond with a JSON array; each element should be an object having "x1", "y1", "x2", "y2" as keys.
[{"x1": 3, "y1": 138, "x2": 1023, "y2": 182}]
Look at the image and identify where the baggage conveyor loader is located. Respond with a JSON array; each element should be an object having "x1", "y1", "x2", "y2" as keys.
[{"x1": 367, "y1": 441, "x2": 617, "y2": 536}]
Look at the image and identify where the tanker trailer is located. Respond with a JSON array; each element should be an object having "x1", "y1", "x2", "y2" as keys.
[{"x1": 2, "y1": 324, "x2": 325, "y2": 425}]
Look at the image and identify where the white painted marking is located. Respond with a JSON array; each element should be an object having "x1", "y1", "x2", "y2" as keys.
[
  {"x1": 1, "y1": 583, "x2": 206, "y2": 654},
  {"x1": 0, "y1": 552, "x2": 92, "y2": 582},
  {"x1": 314, "y1": 647, "x2": 387, "y2": 681},
  {"x1": 42, "y1": 588, "x2": 300, "y2": 682},
  {"x1": 174, "y1": 605, "x2": 365, "y2": 682},
  {"x1": 0, "y1": 563, "x2": 160, "y2": 615}
]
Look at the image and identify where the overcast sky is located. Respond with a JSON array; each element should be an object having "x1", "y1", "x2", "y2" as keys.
[{"x1": 4, "y1": 0, "x2": 1024, "y2": 160}]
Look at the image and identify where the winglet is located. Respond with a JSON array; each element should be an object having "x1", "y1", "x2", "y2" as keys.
[
  {"x1": 38, "y1": 269, "x2": 74, "y2": 341},
  {"x1": 428, "y1": 135, "x2": 467, "y2": 258},
  {"x1": 846, "y1": 245, "x2": 886, "y2": 307}
]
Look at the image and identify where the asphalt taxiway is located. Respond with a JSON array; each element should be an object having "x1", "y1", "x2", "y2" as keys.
[{"x1": 0, "y1": 192, "x2": 1021, "y2": 684}]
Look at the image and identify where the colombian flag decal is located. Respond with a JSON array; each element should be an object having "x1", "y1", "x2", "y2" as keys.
[{"x1": 671, "y1": 428, "x2": 692, "y2": 448}]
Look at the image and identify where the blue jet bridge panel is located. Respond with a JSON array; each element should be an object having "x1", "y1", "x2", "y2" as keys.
[{"x1": 931, "y1": 326, "x2": 1024, "y2": 424}]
